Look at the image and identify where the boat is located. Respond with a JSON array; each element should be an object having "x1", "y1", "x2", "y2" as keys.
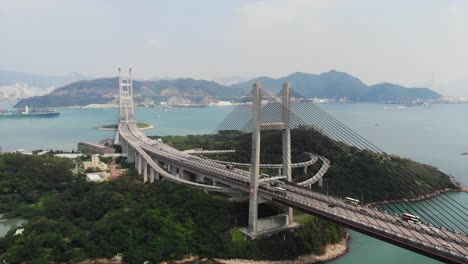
[{"x1": 0, "y1": 106, "x2": 60, "y2": 118}]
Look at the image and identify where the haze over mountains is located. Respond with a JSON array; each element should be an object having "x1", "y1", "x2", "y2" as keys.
[
  {"x1": 0, "y1": 70, "x2": 88, "y2": 88},
  {"x1": 12, "y1": 70, "x2": 441, "y2": 108}
]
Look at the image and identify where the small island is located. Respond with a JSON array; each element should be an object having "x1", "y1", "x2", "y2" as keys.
[{"x1": 97, "y1": 122, "x2": 154, "y2": 131}]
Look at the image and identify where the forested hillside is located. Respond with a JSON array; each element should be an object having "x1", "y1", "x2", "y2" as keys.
[{"x1": 0, "y1": 154, "x2": 344, "y2": 263}]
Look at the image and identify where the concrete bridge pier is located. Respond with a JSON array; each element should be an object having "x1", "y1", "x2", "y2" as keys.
[
  {"x1": 127, "y1": 145, "x2": 135, "y2": 163},
  {"x1": 170, "y1": 165, "x2": 177, "y2": 176},
  {"x1": 248, "y1": 83, "x2": 261, "y2": 236},
  {"x1": 149, "y1": 167, "x2": 155, "y2": 183},
  {"x1": 121, "y1": 140, "x2": 128, "y2": 155},
  {"x1": 282, "y1": 82, "x2": 294, "y2": 226},
  {"x1": 136, "y1": 153, "x2": 142, "y2": 174},
  {"x1": 143, "y1": 160, "x2": 148, "y2": 183},
  {"x1": 303, "y1": 166, "x2": 308, "y2": 174},
  {"x1": 178, "y1": 167, "x2": 185, "y2": 179},
  {"x1": 196, "y1": 174, "x2": 205, "y2": 183},
  {"x1": 243, "y1": 83, "x2": 298, "y2": 239}
]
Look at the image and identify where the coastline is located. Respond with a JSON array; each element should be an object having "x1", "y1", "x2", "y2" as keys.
[
  {"x1": 84, "y1": 104, "x2": 119, "y2": 108},
  {"x1": 96, "y1": 125, "x2": 155, "y2": 131},
  {"x1": 216, "y1": 233, "x2": 350, "y2": 264},
  {"x1": 367, "y1": 188, "x2": 456, "y2": 207},
  {"x1": 368, "y1": 176, "x2": 467, "y2": 207},
  {"x1": 162, "y1": 233, "x2": 350, "y2": 264},
  {"x1": 450, "y1": 176, "x2": 468, "y2": 193}
]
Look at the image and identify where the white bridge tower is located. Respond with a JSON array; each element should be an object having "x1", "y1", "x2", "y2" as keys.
[{"x1": 118, "y1": 68, "x2": 134, "y2": 123}]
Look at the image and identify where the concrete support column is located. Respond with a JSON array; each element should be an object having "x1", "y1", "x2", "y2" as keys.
[
  {"x1": 179, "y1": 168, "x2": 185, "y2": 179},
  {"x1": 149, "y1": 167, "x2": 155, "y2": 183},
  {"x1": 127, "y1": 146, "x2": 135, "y2": 163},
  {"x1": 197, "y1": 174, "x2": 204, "y2": 183},
  {"x1": 121, "y1": 141, "x2": 128, "y2": 155},
  {"x1": 143, "y1": 160, "x2": 148, "y2": 183},
  {"x1": 303, "y1": 166, "x2": 308, "y2": 174},
  {"x1": 170, "y1": 165, "x2": 177, "y2": 176},
  {"x1": 137, "y1": 154, "x2": 142, "y2": 174},
  {"x1": 278, "y1": 168, "x2": 282, "y2": 176},
  {"x1": 248, "y1": 83, "x2": 261, "y2": 235},
  {"x1": 282, "y1": 82, "x2": 293, "y2": 225}
]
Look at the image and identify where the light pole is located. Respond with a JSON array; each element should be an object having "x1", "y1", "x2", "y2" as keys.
[
  {"x1": 361, "y1": 190, "x2": 364, "y2": 206},
  {"x1": 326, "y1": 179, "x2": 329, "y2": 196}
]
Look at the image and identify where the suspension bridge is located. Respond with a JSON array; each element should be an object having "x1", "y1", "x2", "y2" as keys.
[{"x1": 115, "y1": 69, "x2": 468, "y2": 264}]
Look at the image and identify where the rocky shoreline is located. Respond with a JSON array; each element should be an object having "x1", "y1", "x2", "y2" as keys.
[
  {"x1": 450, "y1": 176, "x2": 468, "y2": 193},
  {"x1": 368, "y1": 176, "x2": 467, "y2": 207},
  {"x1": 367, "y1": 188, "x2": 455, "y2": 207},
  {"x1": 161, "y1": 233, "x2": 350, "y2": 264}
]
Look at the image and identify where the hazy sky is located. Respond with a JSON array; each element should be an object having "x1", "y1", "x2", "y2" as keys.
[{"x1": 1, "y1": 0, "x2": 467, "y2": 91}]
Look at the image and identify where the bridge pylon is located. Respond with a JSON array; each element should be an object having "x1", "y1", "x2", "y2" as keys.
[
  {"x1": 116, "y1": 68, "x2": 135, "y2": 153},
  {"x1": 118, "y1": 68, "x2": 135, "y2": 123},
  {"x1": 246, "y1": 82, "x2": 297, "y2": 238}
]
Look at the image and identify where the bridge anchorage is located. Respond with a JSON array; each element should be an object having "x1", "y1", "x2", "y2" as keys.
[{"x1": 115, "y1": 69, "x2": 468, "y2": 264}]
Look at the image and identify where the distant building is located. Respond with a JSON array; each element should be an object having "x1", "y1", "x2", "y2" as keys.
[
  {"x1": 16, "y1": 149, "x2": 33, "y2": 155},
  {"x1": 83, "y1": 154, "x2": 108, "y2": 171},
  {"x1": 78, "y1": 141, "x2": 115, "y2": 155},
  {"x1": 86, "y1": 172, "x2": 106, "y2": 182},
  {"x1": 14, "y1": 229, "x2": 24, "y2": 236},
  {"x1": 55, "y1": 153, "x2": 83, "y2": 159}
]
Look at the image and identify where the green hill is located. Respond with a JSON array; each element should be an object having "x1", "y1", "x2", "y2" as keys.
[
  {"x1": 15, "y1": 71, "x2": 442, "y2": 108},
  {"x1": 363, "y1": 82, "x2": 440, "y2": 101}
]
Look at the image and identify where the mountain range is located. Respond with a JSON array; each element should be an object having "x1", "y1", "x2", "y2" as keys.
[
  {"x1": 13, "y1": 70, "x2": 441, "y2": 108},
  {"x1": 0, "y1": 71, "x2": 88, "y2": 88}
]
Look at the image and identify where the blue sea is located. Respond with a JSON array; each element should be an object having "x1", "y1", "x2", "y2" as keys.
[{"x1": 0, "y1": 102, "x2": 467, "y2": 263}]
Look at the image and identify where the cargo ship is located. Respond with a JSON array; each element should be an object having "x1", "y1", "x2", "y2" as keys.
[{"x1": 0, "y1": 106, "x2": 60, "y2": 118}]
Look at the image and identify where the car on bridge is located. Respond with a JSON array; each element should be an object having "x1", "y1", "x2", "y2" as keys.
[
  {"x1": 344, "y1": 197, "x2": 360, "y2": 206},
  {"x1": 402, "y1": 213, "x2": 420, "y2": 223}
]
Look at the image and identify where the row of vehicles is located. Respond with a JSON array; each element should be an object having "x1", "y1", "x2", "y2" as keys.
[{"x1": 343, "y1": 198, "x2": 422, "y2": 225}]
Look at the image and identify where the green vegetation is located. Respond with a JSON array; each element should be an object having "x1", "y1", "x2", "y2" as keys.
[
  {"x1": 0, "y1": 154, "x2": 345, "y2": 263},
  {"x1": 154, "y1": 128, "x2": 456, "y2": 203},
  {"x1": 136, "y1": 122, "x2": 151, "y2": 128},
  {"x1": 0, "y1": 153, "x2": 74, "y2": 216},
  {"x1": 100, "y1": 124, "x2": 118, "y2": 129}
]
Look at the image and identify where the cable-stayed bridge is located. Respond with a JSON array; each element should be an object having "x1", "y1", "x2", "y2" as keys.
[{"x1": 115, "y1": 69, "x2": 468, "y2": 264}]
